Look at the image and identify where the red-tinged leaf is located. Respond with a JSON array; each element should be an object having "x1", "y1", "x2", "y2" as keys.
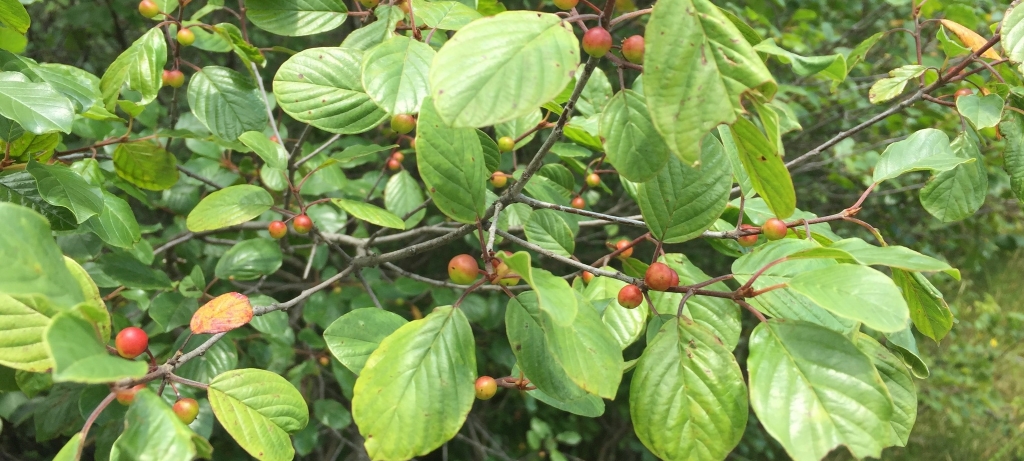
[{"x1": 190, "y1": 292, "x2": 254, "y2": 334}]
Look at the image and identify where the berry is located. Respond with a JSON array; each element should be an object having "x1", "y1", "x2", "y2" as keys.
[
  {"x1": 581, "y1": 270, "x2": 594, "y2": 284},
  {"x1": 644, "y1": 262, "x2": 678, "y2": 291},
  {"x1": 497, "y1": 136, "x2": 515, "y2": 153},
  {"x1": 448, "y1": 254, "x2": 479, "y2": 284},
  {"x1": 617, "y1": 285, "x2": 643, "y2": 309},
  {"x1": 115, "y1": 384, "x2": 146, "y2": 405},
  {"x1": 761, "y1": 218, "x2": 788, "y2": 241},
  {"x1": 571, "y1": 196, "x2": 585, "y2": 209},
  {"x1": 391, "y1": 114, "x2": 416, "y2": 134},
  {"x1": 359, "y1": 0, "x2": 380, "y2": 8},
  {"x1": 268, "y1": 221, "x2": 287, "y2": 239},
  {"x1": 173, "y1": 398, "x2": 200, "y2": 424},
  {"x1": 391, "y1": 152, "x2": 405, "y2": 163},
  {"x1": 162, "y1": 69, "x2": 185, "y2": 88},
  {"x1": 387, "y1": 158, "x2": 402, "y2": 171},
  {"x1": 293, "y1": 214, "x2": 313, "y2": 234},
  {"x1": 475, "y1": 376, "x2": 497, "y2": 400},
  {"x1": 582, "y1": 27, "x2": 613, "y2": 58},
  {"x1": 176, "y1": 28, "x2": 195, "y2": 47},
  {"x1": 737, "y1": 224, "x2": 759, "y2": 247},
  {"x1": 614, "y1": 239, "x2": 633, "y2": 259},
  {"x1": 491, "y1": 172, "x2": 508, "y2": 188},
  {"x1": 492, "y1": 257, "x2": 520, "y2": 286},
  {"x1": 954, "y1": 88, "x2": 973, "y2": 98},
  {"x1": 553, "y1": 0, "x2": 578, "y2": 10},
  {"x1": 585, "y1": 173, "x2": 601, "y2": 187},
  {"x1": 115, "y1": 327, "x2": 149, "y2": 359},
  {"x1": 138, "y1": 0, "x2": 159, "y2": 18},
  {"x1": 621, "y1": 35, "x2": 644, "y2": 64},
  {"x1": 270, "y1": 136, "x2": 280, "y2": 143}
]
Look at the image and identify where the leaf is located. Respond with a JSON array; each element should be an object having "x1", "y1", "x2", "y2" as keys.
[
  {"x1": 873, "y1": 128, "x2": 971, "y2": 183},
  {"x1": 748, "y1": 320, "x2": 894, "y2": 461},
  {"x1": 429, "y1": 11, "x2": 578, "y2": 127},
  {"x1": 186, "y1": 185, "x2": 274, "y2": 232},
  {"x1": 637, "y1": 139, "x2": 731, "y2": 243},
  {"x1": 187, "y1": 66, "x2": 268, "y2": 141},
  {"x1": 868, "y1": 65, "x2": 927, "y2": 104},
  {"x1": 0, "y1": 72, "x2": 74, "y2": 134},
  {"x1": 524, "y1": 209, "x2": 576, "y2": 257},
  {"x1": 361, "y1": 35, "x2": 435, "y2": 115},
  {"x1": 0, "y1": 294, "x2": 53, "y2": 371},
  {"x1": 324, "y1": 308, "x2": 408, "y2": 374},
  {"x1": 34, "y1": 63, "x2": 101, "y2": 113},
  {"x1": 238, "y1": 131, "x2": 288, "y2": 169},
  {"x1": 0, "y1": 203, "x2": 86, "y2": 309},
  {"x1": 829, "y1": 238, "x2": 960, "y2": 279},
  {"x1": 892, "y1": 269, "x2": 953, "y2": 342},
  {"x1": 648, "y1": 254, "x2": 742, "y2": 350},
  {"x1": 331, "y1": 198, "x2": 406, "y2": 230},
  {"x1": 99, "y1": 28, "x2": 167, "y2": 111},
  {"x1": 384, "y1": 170, "x2": 426, "y2": 228},
  {"x1": 788, "y1": 264, "x2": 909, "y2": 333},
  {"x1": 599, "y1": 89, "x2": 670, "y2": 182},
  {"x1": 411, "y1": 0, "x2": 482, "y2": 30},
  {"x1": 44, "y1": 312, "x2": 147, "y2": 383},
  {"x1": 498, "y1": 251, "x2": 577, "y2": 326},
  {"x1": 415, "y1": 97, "x2": 488, "y2": 223},
  {"x1": 630, "y1": 317, "x2": 747, "y2": 461},
  {"x1": 209, "y1": 369, "x2": 309, "y2": 461},
  {"x1": 856, "y1": 334, "x2": 917, "y2": 448},
  {"x1": 584, "y1": 276, "x2": 647, "y2": 350},
  {"x1": 956, "y1": 93, "x2": 1004, "y2": 129},
  {"x1": 273, "y1": 47, "x2": 387, "y2": 134},
  {"x1": 1003, "y1": 4, "x2": 1024, "y2": 64},
  {"x1": 753, "y1": 38, "x2": 845, "y2": 77},
  {"x1": 939, "y1": 19, "x2": 1001, "y2": 60},
  {"x1": 1001, "y1": 110, "x2": 1024, "y2": 202},
  {"x1": 495, "y1": 109, "x2": 542, "y2": 149},
  {"x1": 885, "y1": 325, "x2": 930, "y2": 379},
  {"x1": 83, "y1": 192, "x2": 141, "y2": 248},
  {"x1": 95, "y1": 251, "x2": 173, "y2": 290},
  {"x1": 731, "y1": 117, "x2": 796, "y2": 218},
  {"x1": 52, "y1": 433, "x2": 82, "y2": 461},
  {"x1": 27, "y1": 160, "x2": 103, "y2": 223},
  {"x1": 112, "y1": 390, "x2": 200, "y2": 461},
  {"x1": 190, "y1": 292, "x2": 254, "y2": 334},
  {"x1": 0, "y1": 0, "x2": 29, "y2": 35},
  {"x1": 112, "y1": 141, "x2": 180, "y2": 191},
  {"x1": 352, "y1": 306, "x2": 476, "y2": 461},
  {"x1": 0, "y1": 171, "x2": 77, "y2": 231},
  {"x1": 215, "y1": 238, "x2": 283, "y2": 281},
  {"x1": 645, "y1": 0, "x2": 776, "y2": 165},
  {"x1": 245, "y1": 0, "x2": 349, "y2": 36},
  {"x1": 919, "y1": 133, "x2": 987, "y2": 222}
]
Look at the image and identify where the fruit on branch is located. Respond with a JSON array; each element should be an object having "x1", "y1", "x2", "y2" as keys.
[
  {"x1": 162, "y1": 69, "x2": 185, "y2": 88},
  {"x1": 954, "y1": 88, "x2": 973, "y2": 98},
  {"x1": 490, "y1": 172, "x2": 508, "y2": 188},
  {"x1": 582, "y1": 27, "x2": 613, "y2": 58},
  {"x1": 391, "y1": 152, "x2": 404, "y2": 163},
  {"x1": 270, "y1": 135, "x2": 280, "y2": 143},
  {"x1": 390, "y1": 114, "x2": 416, "y2": 134},
  {"x1": 581, "y1": 270, "x2": 594, "y2": 284},
  {"x1": 615, "y1": 239, "x2": 633, "y2": 258},
  {"x1": 359, "y1": 0, "x2": 380, "y2": 8},
  {"x1": 448, "y1": 254, "x2": 479, "y2": 284},
  {"x1": 497, "y1": 136, "x2": 515, "y2": 153},
  {"x1": 552, "y1": 0, "x2": 578, "y2": 10},
  {"x1": 644, "y1": 262, "x2": 678, "y2": 291},
  {"x1": 293, "y1": 215, "x2": 313, "y2": 234},
  {"x1": 173, "y1": 398, "x2": 200, "y2": 424},
  {"x1": 176, "y1": 28, "x2": 195, "y2": 47},
  {"x1": 115, "y1": 326, "x2": 149, "y2": 359},
  {"x1": 475, "y1": 376, "x2": 497, "y2": 400},
  {"x1": 493, "y1": 261, "x2": 520, "y2": 286},
  {"x1": 268, "y1": 221, "x2": 287, "y2": 239},
  {"x1": 621, "y1": 35, "x2": 644, "y2": 64},
  {"x1": 571, "y1": 196, "x2": 585, "y2": 209},
  {"x1": 319, "y1": 356, "x2": 330, "y2": 366},
  {"x1": 115, "y1": 384, "x2": 146, "y2": 405},
  {"x1": 387, "y1": 158, "x2": 402, "y2": 171},
  {"x1": 138, "y1": 0, "x2": 159, "y2": 18},
  {"x1": 761, "y1": 218, "x2": 788, "y2": 241},
  {"x1": 617, "y1": 285, "x2": 643, "y2": 309},
  {"x1": 585, "y1": 173, "x2": 601, "y2": 187},
  {"x1": 737, "y1": 224, "x2": 759, "y2": 247}
]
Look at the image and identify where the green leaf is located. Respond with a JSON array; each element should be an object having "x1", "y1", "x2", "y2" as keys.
[
  {"x1": 1001, "y1": 4, "x2": 1024, "y2": 64},
  {"x1": 52, "y1": 433, "x2": 82, "y2": 461},
  {"x1": 731, "y1": 117, "x2": 796, "y2": 218},
  {"x1": 186, "y1": 185, "x2": 274, "y2": 232},
  {"x1": 938, "y1": 25, "x2": 971, "y2": 58},
  {"x1": 44, "y1": 312, "x2": 147, "y2": 383},
  {"x1": 83, "y1": 192, "x2": 141, "y2": 248},
  {"x1": 34, "y1": 63, "x2": 102, "y2": 113},
  {"x1": 245, "y1": 0, "x2": 348, "y2": 36},
  {"x1": 919, "y1": 133, "x2": 987, "y2": 222},
  {"x1": 892, "y1": 269, "x2": 953, "y2": 342},
  {"x1": 599, "y1": 89, "x2": 670, "y2": 182},
  {"x1": 26, "y1": 161, "x2": 103, "y2": 224},
  {"x1": 324, "y1": 308, "x2": 408, "y2": 375},
  {"x1": 99, "y1": 28, "x2": 167, "y2": 111},
  {"x1": 584, "y1": 276, "x2": 648, "y2": 350},
  {"x1": 415, "y1": 97, "x2": 488, "y2": 223},
  {"x1": 66, "y1": 256, "x2": 110, "y2": 341},
  {"x1": 238, "y1": 131, "x2": 288, "y2": 169},
  {"x1": 411, "y1": 0, "x2": 482, "y2": 30},
  {"x1": 112, "y1": 141, "x2": 180, "y2": 191},
  {"x1": 498, "y1": 251, "x2": 577, "y2": 326},
  {"x1": 829, "y1": 238, "x2": 960, "y2": 279},
  {"x1": 187, "y1": 66, "x2": 269, "y2": 141},
  {"x1": 0, "y1": 72, "x2": 73, "y2": 135},
  {"x1": 637, "y1": 139, "x2": 730, "y2": 243},
  {"x1": 209, "y1": 368, "x2": 309, "y2": 461},
  {"x1": 753, "y1": 38, "x2": 844, "y2": 77},
  {"x1": 495, "y1": 109, "x2": 542, "y2": 149},
  {"x1": 630, "y1": 317, "x2": 747, "y2": 461},
  {"x1": 0, "y1": 171, "x2": 77, "y2": 231},
  {"x1": 0, "y1": 0, "x2": 29, "y2": 35},
  {"x1": 855, "y1": 334, "x2": 917, "y2": 448},
  {"x1": 331, "y1": 198, "x2": 406, "y2": 230},
  {"x1": 214, "y1": 238, "x2": 283, "y2": 281},
  {"x1": 0, "y1": 203, "x2": 85, "y2": 308},
  {"x1": 645, "y1": 0, "x2": 776, "y2": 165},
  {"x1": 341, "y1": 5, "x2": 401, "y2": 51},
  {"x1": 95, "y1": 251, "x2": 173, "y2": 290},
  {"x1": 353, "y1": 306, "x2": 476, "y2": 461},
  {"x1": 524, "y1": 209, "x2": 575, "y2": 257},
  {"x1": 429, "y1": 11, "x2": 578, "y2": 127},
  {"x1": 383, "y1": 170, "x2": 426, "y2": 228},
  {"x1": 1001, "y1": 110, "x2": 1024, "y2": 202},
  {"x1": 748, "y1": 320, "x2": 893, "y2": 461},
  {"x1": 0, "y1": 294, "x2": 53, "y2": 371},
  {"x1": 648, "y1": 254, "x2": 742, "y2": 350},
  {"x1": 873, "y1": 128, "x2": 971, "y2": 183},
  {"x1": 314, "y1": 399, "x2": 352, "y2": 430},
  {"x1": 273, "y1": 47, "x2": 387, "y2": 134},
  {"x1": 112, "y1": 390, "x2": 200, "y2": 461},
  {"x1": 868, "y1": 65, "x2": 927, "y2": 104},
  {"x1": 956, "y1": 94, "x2": 1004, "y2": 129},
  {"x1": 362, "y1": 35, "x2": 435, "y2": 115},
  {"x1": 885, "y1": 325, "x2": 930, "y2": 379},
  {"x1": 788, "y1": 264, "x2": 909, "y2": 333}
]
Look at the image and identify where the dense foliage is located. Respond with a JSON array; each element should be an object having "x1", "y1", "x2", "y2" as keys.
[{"x1": 1, "y1": 0, "x2": 1023, "y2": 460}]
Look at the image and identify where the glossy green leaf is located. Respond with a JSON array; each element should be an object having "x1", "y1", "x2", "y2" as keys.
[
  {"x1": 0, "y1": 203, "x2": 85, "y2": 308},
  {"x1": 524, "y1": 209, "x2": 576, "y2": 257},
  {"x1": 892, "y1": 269, "x2": 953, "y2": 342},
  {"x1": 362, "y1": 35, "x2": 435, "y2": 115},
  {"x1": 331, "y1": 198, "x2": 405, "y2": 230},
  {"x1": 95, "y1": 251, "x2": 173, "y2": 290},
  {"x1": 856, "y1": 334, "x2": 917, "y2": 448},
  {"x1": 584, "y1": 276, "x2": 648, "y2": 350},
  {"x1": 112, "y1": 141, "x2": 180, "y2": 191},
  {"x1": 868, "y1": 65, "x2": 926, "y2": 104},
  {"x1": 186, "y1": 185, "x2": 274, "y2": 232},
  {"x1": 956, "y1": 94, "x2": 1004, "y2": 129},
  {"x1": 731, "y1": 117, "x2": 796, "y2": 218},
  {"x1": 829, "y1": 238, "x2": 959, "y2": 279},
  {"x1": 324, "y1": 308, "x2": 408, "y2": 374},
  {"x1": 112, "y1": 390, "x2": 200, "y2": 461},
  {"x1": 353, "y1": 306, "x2": 476, "y2": 461},
  {"x1": 0, "y1": 72, "x2": 72, "y2": 135},
  {"x1": 429, "y1": 11, "x2": 578, "y2": 127},
  {"x1": 99, "y1": 28, "x2": 167, "y2": 111},
  {"x1": 748, "y1": 320, "x2": 893, "y2": 461},
  {"x1": 83, "y1": 192, "x2": 141, "y2": 248},
  {"x1": 648, "y1": 254, "x2": 742, "y2": 350},
  {"x1": 384, "y1": 170, "x2": 427, "y2": 228},
  {"x1": 209, "y1": 369, "x2": 309, "y2": 461},
  {"x1": 245, "y1": 0, "x2": 348, "y2": 36},
  {"x1": 630, "y1": 317, "x2": 747, "y2": 461},
  {"x1": 919, "y1": 133, "x2": 987, "y2": 222},
  {"x1": 238, "y1": 131, "x2": 288, "y2": 169},
  {"x1": 214, "y1": 238, "x2": 283, "y2": 281},
  {"x1": 187, "y1": 66, "x2": 268, "y2": 141},
  {"x1": 175, "y1": 335, "x2": 238, "y2": 384},
  {"x1": 0, "y1": 294, "x2": 53, "y2": 371},
  {"x1": 873, "y1": 128, "x2": 971, "y2": 183},
  {"x1": 0, "y1": 0, "x2": 29, "y2": 35},
  {"x1": 498, "y1": 251, "x2": 577, "y2": 326},
  {"x1": 26, "y1": 160, "x2": 103, "y2": 223},
  {"x1": 645, "y1": 0, "x2": 776, "y2": 165},
  {"x1": 412, "y1": 0, "x2": 482, "y2": 30},
  {"x1": 788, "y1": 264, "x2": 909, "y2": 333},
  {"x1": 415, "y1": 97, "x2": 487, "y2": 223},
  {"x1": 0, "y1": 171, "x2": 76, "y2": 231},
  {"x1": 44, "y1": 312, "x2": 146, "y2": 383},
  {"x1": 599, "y1": 89, "x2": 670, "y2": 182},
  {"x1": 34, "y1": 63, "x2": 101, "y2": 113},
  {"x1": 273, "y1": 47, "x2": 387, "y2": 134}
]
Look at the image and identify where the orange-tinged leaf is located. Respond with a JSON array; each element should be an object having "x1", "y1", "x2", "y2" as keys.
[
  {"x1": 940, "y1": 20, "x2": 1001, "y2": 60},
  {"x1": 190, "y1": 292, "x2": 253, "y2": 334}
]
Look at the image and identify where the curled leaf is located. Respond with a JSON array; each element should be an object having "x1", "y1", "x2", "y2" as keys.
[
  {"x1": 939, "y1": 20, "x2": 1001, "y2": 60},
  {"x1": 190, "y1": 292, "x2": 254, "y2": 334}
]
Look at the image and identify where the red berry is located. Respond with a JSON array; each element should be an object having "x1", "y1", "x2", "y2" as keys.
[
  {"x1": 391, "y1": 152, "x2": 405, "y2": 163},
  {"x1": 581, "y1": 271, "x2": 594, "y2": 284},
  {"x1": 391, "y1": 114, "x2": 416, "y2": 134},
  {"x1": 617, "y1": 285, "x2": 643, "y2": 309},
  {"x1": 621, "y1": 35, "x2": 644, "y2": 64},
  {"x1": 583, "y1": 27, "x2": 613, "y2": 58},
  {"x1": 268, "y1": 221, "x2": 287, "y2": 239},
  {"x1": 954, "y1": 88, "x2": 973, "y2": 98},
  {"x1": 737, "y1": 224, "x2": 759, "y2": 247},
  {"x1": 138, "y1": 0, "x2": 159, "y2": 18},
  {"x1": 585, "y1": 173, "x2": 601, "y2": 187},
  {"x1": 448, "y1": 254, "x2": 479, "y2": 284},
  {"x1": 293, "y1": 215, "x2": 313, "y2": 234},
  {"x1": 475, "y1": 376, "x2": 497, "y2": 400},
  {"x1": 497, "y1": 136, "x2": 515, "y2": 153},
  {"x1": 491, "y1": 172, "x2": 508, "y2": 188},
  {"x1": 761, "y1": 218, "x2": 788, "y2": 241},
  {"x1": 116, "y1": 384, "x2": 146, "y2": 405},
  {"x1": 270, "y1": 136, "x2": 280, "y2": 143},
  {"x1": 162, "y1": 69, "x2": 185, "y2": 88},
  {"x1": 553, "y1": 0, "x2": 578, "y2": 10},
  {"x1": 571, "y1": 197, "x2": 585, "y2": 209},
  {"x1": 115, "y1": 327, "x2": 149, "y2": 359},
  {"x1": 614, "y1": 239, "x2": 633, "y2": 259},
  {"x1": 644, "y1": 262, "x2": 678, "y2": 291},
  {"x1": 173, "y1": 398, "x2": 200, "y2": 424},
  {"x1": 387, "y1": 158, "x2": 402, "y2": 171},
  {"x1": 176, "y1": 28, "x2": 195, "y2": 47},
  {"x1": 493, "y1": 261, "x2": 520, "y2": 286}
]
